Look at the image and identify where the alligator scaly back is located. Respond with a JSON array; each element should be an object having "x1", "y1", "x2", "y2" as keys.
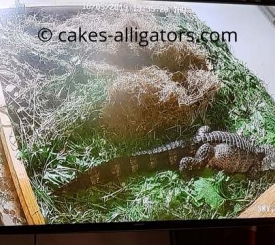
[
  {"x1": 56, "y1": 139, "x2": 195, "y2": 193},
  {"x1": 180, "y1": 128, "x2": 272, "y2": 174}
]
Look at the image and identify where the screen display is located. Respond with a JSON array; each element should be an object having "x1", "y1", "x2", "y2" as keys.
[{"x1": 0, "y1": 0, "x2": 275, "y2": 227}]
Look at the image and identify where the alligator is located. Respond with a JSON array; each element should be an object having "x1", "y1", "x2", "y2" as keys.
[
  {"x1": 179, "y1": 126, "x2": 275, "y2": 174},
  {"x1": 55, "y1": 126, "x2": 275, "y2": 193}
]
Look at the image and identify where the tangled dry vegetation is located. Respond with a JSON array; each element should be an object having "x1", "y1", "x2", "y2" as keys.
[
  {"x1": 101, "y1": 67, "x2": 219, "y2": 138},
  {"x1": 1, "y1": 4, "x2": 275, "y2": 224},
  {"x1": 0, "y1": 7, "x2": 219, "y2": 144}
]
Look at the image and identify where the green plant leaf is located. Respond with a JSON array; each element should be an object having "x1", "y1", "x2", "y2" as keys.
[{"x1": 193, "y1": 178, "x2": 224, "y2": 210}]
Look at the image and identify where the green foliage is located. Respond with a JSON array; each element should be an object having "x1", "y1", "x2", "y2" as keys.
[
  {"x1": 178, "y1": 13, "x2": 275, "y2": 142},
  {"x1": 46, "y1": 170, "x2": 275, "y2": 223},
  {"x1": 192, "y1": 177, "x2": 225, "y2": 210},
  {"x1": 7, "y1": 8, "x2": 275, "y2": 223}
]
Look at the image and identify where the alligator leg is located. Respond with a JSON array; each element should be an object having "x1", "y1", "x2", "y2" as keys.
[
  {"x1": 179, "y1": 143, "x2": 215, "y2": 171},
  {"x1": 261, "y1": 154, "x2": 275, "y2": 171}
]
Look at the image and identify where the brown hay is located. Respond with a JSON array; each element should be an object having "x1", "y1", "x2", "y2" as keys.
[
  {"x1": 100, "y1": 66, "x2": 220, "y2": 139},
  {"x1": 75, "y1": 6, "x2": 217, "y2": 140},
  {"x1": 94, "y1": 8, "x2": 217, "y2": 139},
  {"x1": 151, "y1": 41, "x2": 208, "y2": 74},
  {"x1": 0, "y1": 4, "x2": 220, "y2": 143},
  {"x1": 54, "y1": 7, "x2": 209, "y2": 72}
]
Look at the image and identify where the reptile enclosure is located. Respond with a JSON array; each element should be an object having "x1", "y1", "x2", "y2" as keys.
[
  {"x1": 0, "y1": 2, "x2": 275, "y2": 225},
  {"x1": 1, "y1": 72, "x2": 275, "y2": 224}
]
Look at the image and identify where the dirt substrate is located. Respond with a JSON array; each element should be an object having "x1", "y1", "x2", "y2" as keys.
[{"x1": 0, "y1": 143, "x2": 26, "y2": 225}]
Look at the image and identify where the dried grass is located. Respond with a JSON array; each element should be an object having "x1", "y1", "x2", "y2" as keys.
[
  {"x1": 152, "y1": 41, "x2": 208, "y2": 73},
  {"x1": 100, "y1": 66, "x2": 219, "y2": 138},
  {"x1": 0, "y1": 4, "x2": 219, "y2": 143}
]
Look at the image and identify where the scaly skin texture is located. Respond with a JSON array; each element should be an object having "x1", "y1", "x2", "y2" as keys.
[
  {"x1": 56, "y1": 126, "x2": 275, "y2": 193},
  {"x1": 180, "y1": 126, "x2": 275, "y2": 174},
  {"x1": 55, "y1": 139, "x2": 197, "y2": 193}
]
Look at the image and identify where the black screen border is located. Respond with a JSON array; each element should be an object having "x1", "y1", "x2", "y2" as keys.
[{"x1": 0, "y1": 218, "x2": 275, "y2": 234}]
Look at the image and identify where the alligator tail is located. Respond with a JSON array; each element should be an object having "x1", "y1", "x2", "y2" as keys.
[{"x1": 55, "y1": 139, "x2": 195, "y2": 193}]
